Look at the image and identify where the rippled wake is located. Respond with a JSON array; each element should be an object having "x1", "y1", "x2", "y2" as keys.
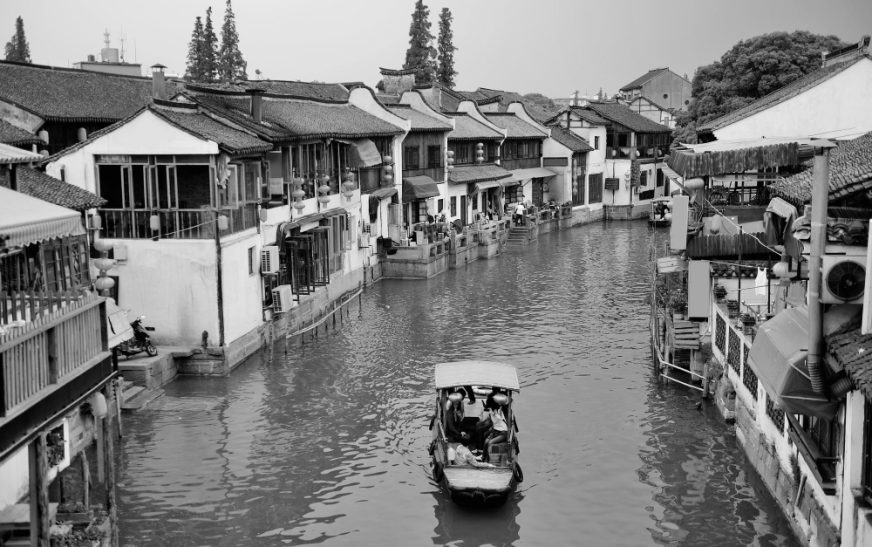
[{"x1": 117, "y1": 223, "x2": 795, "y2": 546}]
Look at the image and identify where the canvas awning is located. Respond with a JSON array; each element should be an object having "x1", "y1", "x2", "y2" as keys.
[
  {"x1": 434, "y1": 361, "x2": 520, "y2": 391},
  {"x1": 349, "y1": 138, "x2": 382, "y2": 168},
  {"x1": 505, "y1": 167, "x2": 557, "y2": 184},
  {"x1": 369, "y1": 187, "x2": 398, "y2": 199},
  {"x1": 277, "y1": 207, "x2": 347, "y2": 237},
  {"x1": 668, "y1": 138, "x2": 835, "y2": 178},
  {"x1": 402, "y1": 175, "x2": 440, "y2": 203},
  {"x1": 748, "y1": 307, "x2": 838, "y2": 419},
  {"x1": 0, "y1": 186, "x2": 85, "y2": 249}
]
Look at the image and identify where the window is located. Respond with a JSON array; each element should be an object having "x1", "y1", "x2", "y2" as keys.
[
  {"x1": 640, "y1": 171, "x2": 648, "y2": 187},
  {"x1": 437, "y1": 198, "x2": 444, "y2": 214},
  {"x1": 450, "y1": 196, "x2": 457, "y2": 216},
  {"x1": 594, "y1": 136, "x2": 600, "y2": 150},
  {"x1": 588, "y1": 173, "x2": 603, "y2": 204},
  {"x1": 404, "y1": 145, "x2": 420, "y2": 170},
  {"x1": 451, "y1": 143, "x2": 470, "y2": 164},
  {"x1": 248, "y1": 246, "x2": 255, "y2": 276},
  {"x1": 663, "y1": 93, "x2": 669, "y2": 100},
  {"x1": 863, "y1": 400, "x2": 872, "y2": 504},
  {"x1": 427, "y1": 145, "x2": 441, "y2": 168}
]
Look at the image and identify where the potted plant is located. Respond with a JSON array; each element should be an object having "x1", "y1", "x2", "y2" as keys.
[{"x1": 713, "y1": 284, "x2": 727, "y2": 301}]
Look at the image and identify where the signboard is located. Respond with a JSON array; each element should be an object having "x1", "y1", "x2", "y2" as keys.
[
  {"x1": 669, "y1": 195, "x2": 689, "y2": 251},
  {"x1": 688, "y1": 260, "x2": 711, "y2": 319}
]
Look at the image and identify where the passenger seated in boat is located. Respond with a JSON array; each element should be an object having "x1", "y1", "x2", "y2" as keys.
[
  {"x1": 444, "y1": 391, "x2": 466, "y2": 443},
  {"x1": 482, "y1": 394, "x2": 509, "y2": 463},
  {"x1": 450, "y1": 433, "x2": 494, "y2": 468}
]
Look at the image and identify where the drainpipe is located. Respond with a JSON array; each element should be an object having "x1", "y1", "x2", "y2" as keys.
[{"x1": 807, "y1": 147, "x2": 830, "y2": 394}]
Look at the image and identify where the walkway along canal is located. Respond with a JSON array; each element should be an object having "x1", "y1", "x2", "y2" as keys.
[{"x1": 116, "y1": 222, "x2": 798, "y2": 546}]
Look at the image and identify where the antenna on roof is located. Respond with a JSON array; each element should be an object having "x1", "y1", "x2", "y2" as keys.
[
  {"x1": 120, "y1": 26, "x2": 125, "y2": 62},
  {"x1": 103, "y1": 29, "x2": 110, "y2": 50}
]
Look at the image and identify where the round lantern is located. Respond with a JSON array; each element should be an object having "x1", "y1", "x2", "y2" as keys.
[
  {"x1": 89, "y1": 214, "x2": 102, "y2": 231},
  {"x1": 772, "y1": 261, "x2": 791, "y2": 279},
  {"x1": 90, "y1": 392, "x2": 108, "y2": 418},
  {"x1": 292, "y1": 200, "x2": 305, "y2": 211},
  {"x1": 95, "y1": 277, "x2": 115, "y2": 291},
  {"x1": 447, "y1": 150, "x2": 454, "y2": 170},
  {"x1": 292, "y1": 188, "x2": 305, "y2": 199},
  {"x1": 217, "y1": 214, "x2": 229, "y2": 231},
  {"x1": 94, "y1": 239, "x2": 113, "y2": 253},
  {"x1": 149, "y1": 214, "x2": 161, "y2": 232},
  {"x1": 93, "y1": 258, "x2": 116, "y2": 271}
]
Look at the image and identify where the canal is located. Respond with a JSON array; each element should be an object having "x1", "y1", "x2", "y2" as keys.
[{"x1": 117, "y1": 222, "x2": 797, "y2": 546}]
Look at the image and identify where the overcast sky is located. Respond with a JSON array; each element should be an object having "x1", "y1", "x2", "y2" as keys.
[{"x1": 2, "y1": 0, "x2": 871, "y2": 97}]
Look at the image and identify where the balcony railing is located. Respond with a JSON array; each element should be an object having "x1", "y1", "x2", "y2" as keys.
[
  {"x1": 499, "y1": 157, "x2": 541, "y2": 170},
  {"x1": 98, "y1": 203, "x2": 259, "y2": 239},
  {"x1": 0, "y1": 294, "x2": 109, "y2": 416},
  {"x1": 402, "y1": 166, "x2": 445, "y2": 182}
]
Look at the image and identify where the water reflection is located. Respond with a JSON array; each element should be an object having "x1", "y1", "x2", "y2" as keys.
[{"x1": 431, "y1": 491, "x2": 522, "y2": 547}]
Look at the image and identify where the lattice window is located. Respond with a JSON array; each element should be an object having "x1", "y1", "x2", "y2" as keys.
[
  {"x1": 742, "y1": 343, "x2": 758, "y2": 399},
  {"x1": 766, "y1": 394, "x2": 785, "y2": 432},
  {"x1": 715, "y1": 313, "x2": 726, "y2": 354},
  {"x1": 727, "y1": 328, "x2": 741, "y2": 373}
]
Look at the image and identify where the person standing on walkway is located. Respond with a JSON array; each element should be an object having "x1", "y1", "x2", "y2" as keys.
[{"x1": 514, "y1": 201, "x2": 526, "y2": 227}]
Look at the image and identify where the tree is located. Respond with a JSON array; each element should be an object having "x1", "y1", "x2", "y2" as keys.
[
  {"x1": 4, "y1": 16, "x2": 31, "y2": 63},
  {"x1": 218, "y1": 0, "x2": 247, "y2": 82},
  {"x1": 202, "y1": 6, "x2": 219, "y2": 83},
  {"x1": 436, "y1": 8, "x2": 457, "y2": 88},
  {"x1": 184, "y1": 16, "x2": 205, "y2": 82},
  {"x1": 680, "y1": 31, "x2": 846, "y2": 132},
  {"x1": 403, "y1": 0, "x2": 436, "y2": 87}
]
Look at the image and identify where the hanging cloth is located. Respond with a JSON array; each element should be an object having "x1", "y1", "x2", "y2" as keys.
[{"x1": 755, "y1": 267, "x2": 768, "y2": 296}]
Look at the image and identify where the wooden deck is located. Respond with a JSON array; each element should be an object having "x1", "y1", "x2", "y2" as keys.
[{"x1": 444, "y1": 467, "x2": 513, "y2": 491}]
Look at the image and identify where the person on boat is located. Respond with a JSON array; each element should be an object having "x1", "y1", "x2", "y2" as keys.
[
  {"x1": 481, "y1": 397, "x2": 509, "y2": 463},
  {"x1": 444, "y1": 391, "x2": 466, "y2": 443},
  {"x1": 451, "y1": 433, "x2": 495, "y2": 468}
]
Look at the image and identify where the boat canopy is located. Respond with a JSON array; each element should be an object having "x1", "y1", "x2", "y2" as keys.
[{"x1": 434, "y1": 361, "x2": 520, "y2": 391}]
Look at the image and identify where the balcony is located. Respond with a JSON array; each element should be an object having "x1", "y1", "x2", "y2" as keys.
[
  {"x1": 402, "y1": 166, "x2": 445, "y2": 183},
  {"x1": 98, "y1": 203, "x2": 259, "y2": 239},
  {"x1": 500, "y1": 157, "x2": 540, "y2": 170}
]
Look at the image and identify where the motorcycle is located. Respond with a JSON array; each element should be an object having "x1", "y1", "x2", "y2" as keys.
[{"x1": 117, "y1": 315, "x2": 158, "y2": 358}]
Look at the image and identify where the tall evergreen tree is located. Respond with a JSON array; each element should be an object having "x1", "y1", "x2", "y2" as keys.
[
  {"x1": 202, "y1": 6, "x2": 219, "y2": 83},
  {"x1": 184, "y1": 16, "x2": 205, "y2": 82},
  {"x1": 403, "y1": 0, "x2": 436, "y2": 86},
  {"x1": 4, "y1": 16, "x2": 31, "y2": 63},
  {"x1": 218, "y1": 0, "x2": 247, "y2": 82},
  {"x1": 436, "y1": 8, "x2": 457, "y2": 88}
]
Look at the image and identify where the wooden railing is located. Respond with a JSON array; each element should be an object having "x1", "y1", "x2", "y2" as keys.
[
  {"x1": 499, "y1": 157, "x2": 541, "y2": 170},
  {"x1": 403, "y1": 166, "x2": 445, "y2": 182},
  {"x1": 98, "y1": 203, "x2": 259, "y2": 239},
  {"x1": 0, "y1": 294, "x2": 107, "y2": 416}
]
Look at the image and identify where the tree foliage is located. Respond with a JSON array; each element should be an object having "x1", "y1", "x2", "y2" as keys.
[
  {"x1": 676, "y1": 31, "x2": 846, "y2": 142},
  {"x1": 436, "y1": 8, "x2": 457, "y2": 88},
  {"x1": 403, "y1": 0, "x2": 436, "y2": 87},
  {"x1": 218, "y1": 0, "x2": 247, "y2": 82},
  {"x1": 202, "y1": 6, "x2": 219, "y2": 83},
  {"x1": 184, "y1": 16, "x2": 206, "y2": 82},
  {"x1": 4, "y1": 16, "x2": 31, "y2": 63}
]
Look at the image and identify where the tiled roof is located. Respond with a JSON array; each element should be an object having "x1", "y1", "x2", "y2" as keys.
[
  {"x1": 387, "y1": 105, "x2": 451, "y2": 132},
  {"x1": 484, "y1": 113, "x2": 547, "y2": 139},
  {"x1": 185, "y1": 80, "x2": 349, "y2": 102},
  {"x1": 544, "y1": 107, "x2": 609, "y2": 127},
  {"x1": 0, "y1": 141, "x2": 42, "y2": 164},
  {"x1": 448, "y1": 113, "x2": 503, "y2": 141},
  {"x1": 548, "y1": 126, "x2": 593, "y2": 153},
  {"x1": 153, "y1": 105, "x2": 272, "y2": 155},
  {"x1": 448, "y1": 163, "x2": 511, "y2": 184},
  {"x1": 376, "y1": 93, "x2": 400, "y2": 105},
  {"x1": 826, "y1": 318, "x2": 872, "y2": 402},
  {"x1": 699, "y1": 56, "x2": 870, "y2": 133},
  {"x1": 196, "y1": 94, "x2": 403, "y2": 141},
  {"x1": 0, "y1": 119, "x2": 42, "y2": 146},
  {"x1": 770, "y1": 132, "x2": 872, "y2": 204},
  {"x1": 620, "y1": 68, "x2": 670, "y2": 91},
  {"x1": 0, "y1": 61, "x2": 176, "y2": 122},
  {"x1": 17, "y1": 166, "x2": 106, "y2": 211},
  {"x1": 586, "y1": 102, "x2": 672, "y2": 133}
]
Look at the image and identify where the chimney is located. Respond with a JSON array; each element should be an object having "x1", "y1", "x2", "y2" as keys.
[
  {"x1": 150, "y1": 64, "x2": 167, "y2": 101},
  {"x1": 247, "y1": 88, "x2": 265, "y2": 123}
]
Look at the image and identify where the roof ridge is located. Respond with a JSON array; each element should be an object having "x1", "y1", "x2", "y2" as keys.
[{"x1": 0, "y1": 59, "x2": 155, "y2": 82}]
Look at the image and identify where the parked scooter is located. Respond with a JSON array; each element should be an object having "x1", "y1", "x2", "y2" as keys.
[{"x1": 117, "y1": 315, "x2": 158, "y2": 358}]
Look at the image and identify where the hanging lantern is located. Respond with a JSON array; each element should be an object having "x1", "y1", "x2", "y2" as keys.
[
  {"x1": 90, "y1": 214, "x2": 102, "y2": 231},
  {"x1": 772, "y1": 261, "x2": 791, "y2": 279},
  {"x1": 292, "y1": 188, "x2": 305, "y2": 199},
  {"x1": 259, "y1": 207, "x2": 268, "y2": 223},
  {"x1": 293, "y1": 200, "x2": 305, "y2": 211},
  {"x1": 475, "y1": 142, "x2": 484, "y2": 164},
  {"x1": 93, "y1": 258, "x2": 116, "y2": 271},
  {"x1": 217, "y1": 214, "x2": 229, "y2": 231},
  {"x1": 95, "y1": 277, "x2": 115, "y2": 291},
  {"x1": 94, "y1": 239, "x2": 113, "y2": 253},
  {"x1": 342, "y1": 170, "x2": 356, "y2": 198},
  {"x1": 149, "y1": 214, "x2": 161, "y2": 232},
  {"x1": 447, "y1": 150, "x2": 454, "y2": 171},
  {"x1": 318, "y1": 194, "x2": 330, "y2": 205}
]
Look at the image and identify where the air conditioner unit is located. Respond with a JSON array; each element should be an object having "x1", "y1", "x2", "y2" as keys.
[
  {"x1": 272, "y1": 284, "x2": 294, "y2": 313},
  {"x1": 261, "y1": 245, "x2": 280, "y2": 274},
  {"x1": 821, "y1": 254, "x2": 866, "y2": 304}
]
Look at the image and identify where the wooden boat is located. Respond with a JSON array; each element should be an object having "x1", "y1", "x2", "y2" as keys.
[
  {"x1": 649, "y1": 197, "x2": 673, "y2": 226},
  {"x1": 428, "y1": 360, "x2": 523, "y2": 506}
]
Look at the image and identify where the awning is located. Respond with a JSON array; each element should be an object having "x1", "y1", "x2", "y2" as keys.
[
  {"x1": 349, "y1": 138, "x2": 382, "y2": 168},
  {"x1": 0, "y1": 142, "x2": 42, "y2": 164},
  {"x1": 448, "y1": 164, "x2": 512, "y2": 185},
  {"x1": 434, "y1": 360, "x2": 520, "y2": 391},
  {"x1": 748, "y1": 307, "x2": 838, "y2": 419},
  {"x1": 369, "y1": 187, "x2": 398, "y2": 200},
  {"x1": 668, "y1": 138, "x2": 835, "y2": 178},
  {"x1": 402, "y1": 175, "x2": 440, "y2": 203},
  {"x1": 506, "y1": 167, "x2": 557, "y2": 184},
  {"x1": 0, "y1": 186, "x2": 85, "y2": 249},
  {"x1": 278, "y1": 207, "x2": 347, "y2": 237}
]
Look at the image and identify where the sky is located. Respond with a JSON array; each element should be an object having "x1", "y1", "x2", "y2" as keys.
[{"x1": 2, "y1": 0, "x2": 871, "y2": 98}]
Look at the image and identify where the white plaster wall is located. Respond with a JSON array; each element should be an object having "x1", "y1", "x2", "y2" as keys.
[
  {"x1": 568, "y1": 124, "x2": 606, "y2": 179},
  {"x1": 220, "y1": 232, "x2": 268, "y2": 346},
  {"x1": 0, "y1": 447, "x2": 28, "y2": 508},
  {"x1": 541, "y1": 138, "x2": 572, "y2": 203},
  {"x1": 445, "y1": 182, "x2": 468, "y2": 224},
  {"x1": 105, "y1": 238, "x2": 220, "y2": 346},
  {"x1": 45, "y1": 110, "x2": 218, "y2": 194},
  {"x1": 456, "y1": 100, "x2": 507, "y2": 137},
  {"x1": 714, "y1": 59, "x2": 872, "y2": 141}
]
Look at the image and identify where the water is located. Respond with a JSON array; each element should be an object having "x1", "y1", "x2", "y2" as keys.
[{"x1": 117, "y1": 223, "x2": 797, "y2": 546}]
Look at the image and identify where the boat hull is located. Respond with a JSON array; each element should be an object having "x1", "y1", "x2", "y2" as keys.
[{"x1": 439, "y1": 465, "x2": 517, "y2": 507}]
